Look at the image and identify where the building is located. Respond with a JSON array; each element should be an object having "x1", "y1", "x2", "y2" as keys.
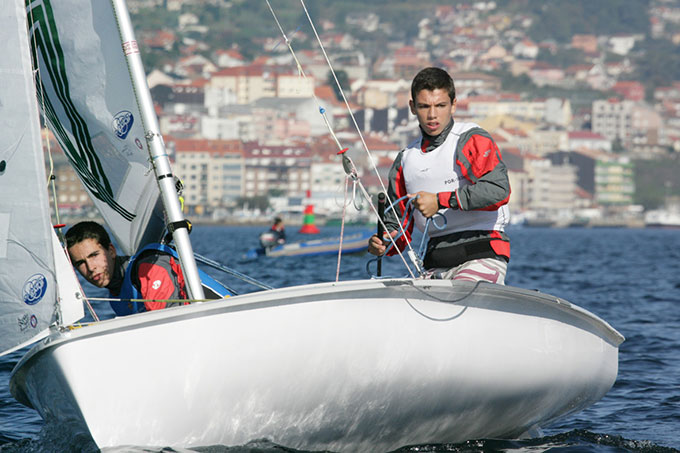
[
  {"x1": 591, "y1": 98, "x2": 635, "y2": 146},
  {"x1": 207, "y1": 65, "x2": 315, "y2": 106},
  {"x1": 592, "y1": 98, "x2": 663, "y2": 149},
  {"x1": 526, "y1": 159, "x2": 578, "y2": 213},
  {"x1": 547, "y1": 150, "x2": 635, "y2": 208},
  {"x1": 242, "y1": 143, "x2": 313, "y2": 198},
  {"x1": 171, "y1": 138, "x2": 244, "y2": 212},
  {"x1": 594, "y1": 157, "x2": 635, "y2": 206},
  {"x1": 252, "y1": 97, "x2": 333, "y2": 141},
  {"x1": 48, "y1": 143, "x2": 94, "y2": 217},
  {"x1": 568, "y1": 131, "x2": 611, "y2": 152}
]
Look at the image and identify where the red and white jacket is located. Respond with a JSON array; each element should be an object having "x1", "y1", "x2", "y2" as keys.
[{"x1": 385, "y1": 120, "x2": 511, "y2": 266}]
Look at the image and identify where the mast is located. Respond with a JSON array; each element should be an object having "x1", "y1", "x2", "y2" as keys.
[{"x1": 110, "y1": 0, "x2": 205, "y2": 300}]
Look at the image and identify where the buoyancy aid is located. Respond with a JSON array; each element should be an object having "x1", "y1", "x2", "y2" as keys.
[{"x1": 114, "y1": 243, "x2": 231, "y2": 316}]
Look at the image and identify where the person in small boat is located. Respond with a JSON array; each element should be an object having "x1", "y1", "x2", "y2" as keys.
[
  {"x1": 259, "y1": 216, "x2": 286, "y2": 248},
  {"x1": 65, "y1": 221, "x2": 226, "y2": 316},
  {"x1": 368, "y1": 67, "x2": 511, "y2": 284}
]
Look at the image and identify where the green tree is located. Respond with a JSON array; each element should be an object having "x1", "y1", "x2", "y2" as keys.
[
  {"x1": 630, "y1": 38, "x2": 680, "y2": 102},
  {"x1": 634, "y1": 157, "x2": 680, "y2": 209},
  {"x1": 327, "y1": 69, "x2": 350, "y2": 101},
  {"x1": 611, "y1": 138, "x2": 626, "y2": 154},
  {"x1": 237, "y1": 195, "x2": 270, "y2": 212}
]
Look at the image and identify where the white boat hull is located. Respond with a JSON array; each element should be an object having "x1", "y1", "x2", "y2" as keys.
[{"x1": 10, "y1": 279, "x2": 623, "y2": 451}]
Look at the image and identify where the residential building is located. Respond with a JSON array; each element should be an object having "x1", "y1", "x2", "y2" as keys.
[
  {"x1": 595, "y1": 157, "x2": 635, "y2": 206},
  {"x1": 171, "y1": 138, "x2": 244, "y2": 212},
  {"x1": 252, "y1": 97, "x2": 333, "y2": 141},
  {"x1": 568, "y1": 131, "x2": 611, "y2": 152},
  {"x1": 242, "y1": 143, "x2": 313, "y2": 198},
  {"x1": 611, "y1": 81, "x2": 645, "y2": 102},
  {"x1": 453, "y1": 72, "x2": 502, "y2": 96},
  {"x1": 465, "y1": 94, "x2": 558, "y2": 123},
  {"x1": 571, "y1": 34, "x2": 598, "y2": 54},
  {"x1": 48, "y1": 143, "x2": 94, "y2": 216},
  {"x1": 354, "y1": 79, "x2": 411, "y2": 110},
  {"x1": 592, "y1": 98, "x2": 635, "y2": 146},
  {"x1": 592, "y1": 98, "x2": 663, "y2": 149},
  {"x1": 526, "y1": 159, "x2": 578, "y2": 212},
  {"x1": 207, "y1": 65, "x2": 314, "y2": 106},
  {"x1": 528, "y1": 62, "x2": 565, "y2": 87},
  {"x1": 214, "y1": 49, "x2": 245, "y2": 68},
  {"x1": 547, "y1": 150, "x2": 634, "y2": 207}
]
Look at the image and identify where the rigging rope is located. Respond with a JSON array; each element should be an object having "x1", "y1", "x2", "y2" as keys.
[{"x1": 266, "y1": 0, "x2": 423, "y2": 278}]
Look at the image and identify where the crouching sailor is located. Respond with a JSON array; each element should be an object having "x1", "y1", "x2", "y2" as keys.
[{"x1": 65, "y1": 221, "x2": 229, "y2": 316}]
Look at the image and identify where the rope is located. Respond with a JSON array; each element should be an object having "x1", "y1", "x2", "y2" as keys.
[
  {"x1": 194, "y1": 252, "x2": 273, "y2": 291},
  {"x1": 335, "y1": 175, "x2": 350, "y2": 282},
  {"x1": 266, "y1": 1, "x2": 422, "y2": 278},
  {"x1": 85, "y1": 296, "x2": 216, "y2": 304}
]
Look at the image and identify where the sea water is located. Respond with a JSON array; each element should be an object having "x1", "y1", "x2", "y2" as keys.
[{"x1": 1, "y1": 226, "x2": 679, "y2": 452}]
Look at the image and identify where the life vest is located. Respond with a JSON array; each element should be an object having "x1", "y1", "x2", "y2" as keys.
[
  {"x1": 400, "y1": 121, "x2": 510, "y2": 236},
  {"x1": 114, "y1": 243, "x2": 231, "y2": 316}
]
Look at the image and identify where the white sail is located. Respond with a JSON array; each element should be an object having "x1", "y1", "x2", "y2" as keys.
[
  {"x1": 26, "y1": 0, "x2": 165, "y2": 255},
  {"x1": 0, "y1": 1, "x2": 83, "y2": 356}
]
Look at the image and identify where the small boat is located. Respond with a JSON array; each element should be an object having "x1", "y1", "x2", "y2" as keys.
[
  {"x1": 1, "y1": 1, "x2": 624, "y2": 451},
  {"x1": 645, "y1": 207, "x2": 680, "y2": 228},
  {"x1": 11, "y1": 278, "x2": 623, "y2": 452},
  {"x1": 245, "y1": 229, "x2": 373, "y2": 259}
]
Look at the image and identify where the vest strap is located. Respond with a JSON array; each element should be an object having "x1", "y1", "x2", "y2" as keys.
[{"x1": 424, "y1": 237, "x2": 508, "y2": 269}]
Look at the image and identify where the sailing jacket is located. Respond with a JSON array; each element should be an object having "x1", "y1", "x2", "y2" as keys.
[
  {"x1": 384, "y1": 120, "x2": 511, "y2": 269},
  {"x1": 112, "y1": 243, "x2": 230, "y2": 316}
]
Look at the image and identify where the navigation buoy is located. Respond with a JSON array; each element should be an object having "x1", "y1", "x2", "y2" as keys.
[{"x1": 299, "y1": 190, "x2": 320, "y2": 234}]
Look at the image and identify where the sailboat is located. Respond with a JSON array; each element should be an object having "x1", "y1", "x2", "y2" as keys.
[
  {"x1": 246, "y1": 228, "x2": 373, "y2": 259},
  {"x1": 1, "y1": 1, "x2": 624, "y2": 452}
]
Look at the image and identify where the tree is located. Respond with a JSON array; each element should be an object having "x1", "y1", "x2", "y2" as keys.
[
  {"x1": 611, "y1": 138, "x2": 626, "y2": 154},
  {"x1": 236, "y1": 195, "x2": 269, "y2": 212},
  {"x1": 327, "y1": 70, "x2": 350, "y2": 101}
]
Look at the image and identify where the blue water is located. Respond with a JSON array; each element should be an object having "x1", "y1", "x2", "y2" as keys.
[{"x1": 1, "y1": 226, "x2": 679, "y2": 452}]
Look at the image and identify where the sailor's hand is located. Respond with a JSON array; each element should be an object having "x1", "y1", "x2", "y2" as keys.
[
  {"x1": 368, "y1": 230, "x2": 398, "y2": 256},
  {"x1": 410, "y1": 191, "x2": 439, "y2": 218}
]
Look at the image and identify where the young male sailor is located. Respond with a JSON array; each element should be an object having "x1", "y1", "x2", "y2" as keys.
[
  {"x1": 66, "y1": 221, "x2": 228, "y2": 316},
  {"x1": 368, "y1": 67, "x2": 511, "y2": 284}
]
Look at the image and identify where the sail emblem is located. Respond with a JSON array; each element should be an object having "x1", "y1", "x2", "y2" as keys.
[
  {"x1": 23, "y1": 274, "x2": 48, "y2": 305},
  {"x1": 113, "y1": 110, "x2": 134, "y2": 140}
]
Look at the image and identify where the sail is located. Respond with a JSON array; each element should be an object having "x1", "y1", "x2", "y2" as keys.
[
  {"x1": 0, "y1": 1, "x2": 83, "y2": 356},
  {"x1": 25, "y1": 0, "x2": 165, "y2": 255}
]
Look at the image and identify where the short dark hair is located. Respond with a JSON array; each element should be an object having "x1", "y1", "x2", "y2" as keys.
[
  {"x1": 65, "y1": 221, "x2": 112, "y2": 250},
  {"x1": 411, "y1": 67, "x2": 456, "y2": 103},
  {"x1": 274, "y1": 217, "x2": 282, "y2": 224}
]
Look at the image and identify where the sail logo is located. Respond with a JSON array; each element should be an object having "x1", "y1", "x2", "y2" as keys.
[
  {"x1": 23, "y1": 274, "x2": 48, "y2": 305},
  {"x1": 113, "y1": 110, "x2": 134, "y2": 140}
]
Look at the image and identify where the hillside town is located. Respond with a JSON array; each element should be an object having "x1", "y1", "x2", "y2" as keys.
[{"x1": 51, "y1": 0, "x2": 680, "y2": 227}]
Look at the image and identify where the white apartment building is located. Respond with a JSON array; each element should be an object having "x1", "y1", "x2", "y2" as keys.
[
  {"x1": 171, "y1": 139, "x2": 244, "y2": 210},
  {"x1": 568, "y1": 131, "x2": 612, "y2": 152},
  {"x1": 592, "y1": 98, "x2": 663, "y2": 148},
  {"x1": 591, "y1": 98, "x2": 635, "y2": 145},
  {"x1": 527, "y1": 159, "x2": 578, "y2": 212},
  {"x1": 207, "y1": 65, "x2": 314, "y2": 106},
  {"x1": 467, "y1": 96, "x2": 571, "y2": 125},
  {"x1": 243, "y1": 144, "x2": 312, "y2": 197}
]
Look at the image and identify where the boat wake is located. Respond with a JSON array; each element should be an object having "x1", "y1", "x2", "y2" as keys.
[
  {"x1": 391, "y1": 429, "x2": 678, "y2": 453},
  {"x1": 4, "y1": 429, "x2": 676, "y2": 453}
]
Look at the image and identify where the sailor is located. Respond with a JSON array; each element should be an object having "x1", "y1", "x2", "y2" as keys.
[
  {"x1": 259, "y1": 216, "x2": 286, "y2": 248},
  {"x1": 65, "y1": 221, "x2": 228, "y2": 316},
  {"x1": 368, "y1": 67, "x2": 511, "y2": 284}
]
